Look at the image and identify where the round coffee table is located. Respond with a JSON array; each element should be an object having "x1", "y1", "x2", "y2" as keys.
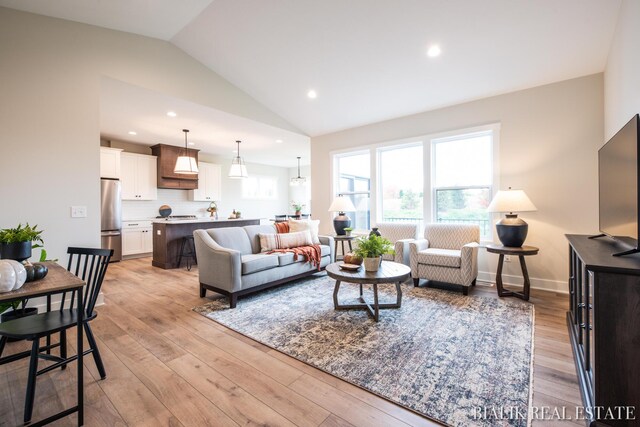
[{"x1": 326, "y1": 261, "x2": 411, "y2": 322}]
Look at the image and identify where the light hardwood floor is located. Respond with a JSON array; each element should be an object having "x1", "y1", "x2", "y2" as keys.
[{"x1": 0, "y1": 258, "x2": 582, "y2": 426}]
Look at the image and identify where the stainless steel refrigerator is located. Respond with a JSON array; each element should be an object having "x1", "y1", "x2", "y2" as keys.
[{"x1": 101, "y1": 178, "x2": 122, "y2": 262}]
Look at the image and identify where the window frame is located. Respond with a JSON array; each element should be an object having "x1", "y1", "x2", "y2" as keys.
[
  {"x1": 331, "y1": 149, "x2": 372, "y2": 232},
  {"x1": 329, "y1": 123, "x2": 500, "y2": 240},
  {"x1": 376, "y1": 141, "x2": 425, "y2": 224},
  {"x1": 428, "y1": 125, "x2": 500, "y2": 241}
]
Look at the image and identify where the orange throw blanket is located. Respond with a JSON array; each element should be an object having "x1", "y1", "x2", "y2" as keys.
[{"x1": 269, "y1": 222, "x2": 322, "y2": 270}]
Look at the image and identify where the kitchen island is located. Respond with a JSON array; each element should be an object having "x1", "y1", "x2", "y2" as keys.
[{"x1": 152, "y1": 218, "x2": 261, "y2": 269}]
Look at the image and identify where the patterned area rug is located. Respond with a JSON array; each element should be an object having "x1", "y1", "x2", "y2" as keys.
[{"x1": 194, "y1": 274, "x2": 534, "y2": 426}]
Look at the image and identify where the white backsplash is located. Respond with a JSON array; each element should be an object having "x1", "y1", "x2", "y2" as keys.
[{"x1": 122, "y1": 189, "x2": 213, "y2": 220}]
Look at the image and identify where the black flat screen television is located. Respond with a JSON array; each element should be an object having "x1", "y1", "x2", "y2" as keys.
[{"x1": 597, "y1": 114, "x2": 640, "y2": 256}]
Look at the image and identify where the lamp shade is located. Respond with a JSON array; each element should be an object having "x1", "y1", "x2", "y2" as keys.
[
  {"x1": 328, "y1": 196, "x2": 356, "y2": 213},
  {"x1": 174, "y1": 155, "x2": 199, "y2": 174},
  {"x1": 228, "y1": 162, "x2": 248, "y2": 178},
  {"x1": 174, "y1": 129, "x2": 199, "y2": 174},
  {"x1": 487, "y1": 189, "x2": 537, "y2": 214}
]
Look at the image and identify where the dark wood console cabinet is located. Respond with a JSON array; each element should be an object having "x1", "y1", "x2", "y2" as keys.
[{"x1": 566, "y1": 235, "x2": 640, "y2": 426}]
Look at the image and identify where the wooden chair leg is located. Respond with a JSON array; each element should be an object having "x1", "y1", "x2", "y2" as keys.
[
  {"x1": 60, "y1": 330, "x2": 67, "y2": 371},
  {"x1": 84, "y1": 323, "x2": 107, "y2": 380},
  {"x1": 24, "y1": 338, "x2": 40, "y2": 424},
  {"x1": 413, "y1": 278, "x2": 419, "y2": 287},
  {"x1": 200, "y1": 285, "x2": 206, "y2": 298},
  {"x1": 229, "y1": 294, "x2": 238, "y2": 309}
]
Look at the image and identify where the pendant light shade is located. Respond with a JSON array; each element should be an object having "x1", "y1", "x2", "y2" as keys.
[
  {"x1": 290, "y1": 156, "x2": 307, "y2": 186},
  {"x1": 174, "y1": 129, "x2": 199, "y2": 174},
  {"x1": 229, "y1": 140, "x2": 248, "y2": 178}
]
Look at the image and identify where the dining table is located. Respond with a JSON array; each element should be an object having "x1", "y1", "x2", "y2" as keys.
[{"x1": 0, "y1": 262, "x2": 85, "y2": 426}]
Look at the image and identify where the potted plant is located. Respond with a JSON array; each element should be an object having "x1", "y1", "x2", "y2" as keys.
[
  {"x1": 291, "y1": 201, "x2": 305, "y2": 216},
  {"x1": 343, "y1": 227, "x2": 353, "y2": 236},
  {"x1": 0, "y1": 223, "x2": 44, "y2": 262},
  {"x1": 354, "y1": 234, "x2": 395, "y2": 272}
]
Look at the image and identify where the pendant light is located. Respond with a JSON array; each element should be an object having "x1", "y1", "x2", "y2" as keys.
[
  {"x1": 228, "y1": 140, "x2": 248, "y2": 178},
  {"x1": 174, "y1": 129, "x2": 199, "y2": 174},
  {"x1": 290, "y1": 156, "x2": 307, "y2": 186}
]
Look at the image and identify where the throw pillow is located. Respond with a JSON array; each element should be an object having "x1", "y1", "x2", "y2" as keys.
[
  {"x1": 259, "y1": 230, "x2": 314, "y2": 252},
  {"x1": 288, "y1": 219, "x2": 321, "y2": 244}
]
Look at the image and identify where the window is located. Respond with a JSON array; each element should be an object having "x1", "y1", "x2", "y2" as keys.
[
  {"x1": 378, "y1": 144, "x2": 423, "y2": 223},
  {"x1": 334, "y1": 151, "x2": 370, "y2": 230},
  {"x1": 242, "y1": 175, "x2": 278, "y2": 199},
  {"x1": 432, "y1": 131, "x2": 493, "y2": 238}
]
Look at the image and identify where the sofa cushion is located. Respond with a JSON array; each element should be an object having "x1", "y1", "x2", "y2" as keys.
[
  {"x1": 288, "y1": 219, "x2": 321, "y2": 244},
  {"x1": 277, "y1": 244, "x2": 331, "y2": 266},
  {"x1": 243, "y1": 224, "x2": 277, "y2": 254},
  {"x1": 206, "y1": 227, "x2": 253, "y2": 255},
  {"x1": 241, "y1": 254, "x2": 279, "y2": 275},
  {"x1": 259, "y1": 230, "x2": 314, "y2": 252},
  {"x1": 416, "y1": 248, "x2": 461, "y2": 268}
]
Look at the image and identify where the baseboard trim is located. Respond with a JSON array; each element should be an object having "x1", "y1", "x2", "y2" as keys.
[{"x1": 476, "y1": 271, "x2": 568, "y2": 294}]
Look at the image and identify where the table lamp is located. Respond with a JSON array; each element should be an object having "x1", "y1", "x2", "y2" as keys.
[
  {"x1": 487, "y1": 187, "x2": 537, "y2": 247},
  {"x1": 328, "y1": 196, "x2": 356, "y2": 235}
]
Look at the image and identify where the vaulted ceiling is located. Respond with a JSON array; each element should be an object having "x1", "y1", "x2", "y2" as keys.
[{"x1": 0, "y1": 0, "x2": 622, "y2": 137}]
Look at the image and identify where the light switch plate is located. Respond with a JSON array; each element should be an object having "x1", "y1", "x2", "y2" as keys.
[
  {"x1": 156, "y1": 230, "x2": 161, "y2": 235},
  {"x1": 71, "y1": 206, "x2": 87, "y2": 218}
]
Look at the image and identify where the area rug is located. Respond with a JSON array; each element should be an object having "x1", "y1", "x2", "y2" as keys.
[{"x1": 194, "y1": 274, "x2": 534, "y2": 426}]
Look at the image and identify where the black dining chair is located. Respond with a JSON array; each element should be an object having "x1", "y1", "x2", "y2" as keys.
[{"x1": 0, "y1": 247, "x2": 112, "y2": 423}]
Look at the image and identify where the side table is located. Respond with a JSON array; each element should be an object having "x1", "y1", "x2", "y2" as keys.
[
  {"x1": 333, "y1": 235, "x2": 355, "y2": 261},
  {"x1": 485, "y1": 244, "x2": 539, "y2": 301}
]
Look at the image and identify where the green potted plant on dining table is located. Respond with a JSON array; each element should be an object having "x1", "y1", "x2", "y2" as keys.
[
  {"x1": 0, "y1": 223, "x2": 44, "y2": 262},
  {"x1": 354, "y1": 234, "x2": 395, "y2": 272}
]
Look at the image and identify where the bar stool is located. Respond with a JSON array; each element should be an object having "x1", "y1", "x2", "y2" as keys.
[{"x1": 177, "y1": 235, "x2": 197, "y2": 271}]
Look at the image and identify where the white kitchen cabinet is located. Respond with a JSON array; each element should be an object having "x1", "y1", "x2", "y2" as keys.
[
  {"x1": 189, "y1": 162, "x2": 221, "y2": 202},
  {"x1": 100, "y1": 147, "x2": 122, "y2": 179},
  {"x1": 121, "y1": 152, "x2": 157, "y2": 200},
  {"x1": 122, "y1": 220, "x2": 153, "y2": 255}
]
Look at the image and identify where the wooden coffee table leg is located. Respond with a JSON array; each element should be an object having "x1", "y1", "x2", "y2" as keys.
[
  {"x1": 372, "y1": 283, "x2": 379, "y2": 322},
  {"x1": 333, "y1": 280, "x2": 341, "y2": 309},
  {"x1": 395, "y1": 282, "x2": 402, "y2": 308}
]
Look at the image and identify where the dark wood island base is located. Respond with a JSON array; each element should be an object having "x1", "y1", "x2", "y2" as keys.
[{"x1": 152, "y1": 218, "x2": 260, "y2": 269}]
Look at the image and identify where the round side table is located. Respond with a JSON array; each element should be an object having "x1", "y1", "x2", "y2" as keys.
[
  {"x1": 333, "y1": 235, "x2": 355, "y2": 261},
  {"x1": 485, "y1": 244, "x2": 539, "y2": 301}
]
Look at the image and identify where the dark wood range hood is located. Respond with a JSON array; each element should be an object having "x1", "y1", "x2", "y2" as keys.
[{"x1": 150, "y1": 144, "x2": 200, "y2": 189}]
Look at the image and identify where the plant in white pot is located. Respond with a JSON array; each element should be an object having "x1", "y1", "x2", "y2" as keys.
[{"x1": 354, "y1": 234, "x2": 395, "y2": 272}]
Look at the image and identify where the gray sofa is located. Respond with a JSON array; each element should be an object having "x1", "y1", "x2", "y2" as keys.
[{"x1": 194, "y1": 224, "x2": 334, "y2": 308}]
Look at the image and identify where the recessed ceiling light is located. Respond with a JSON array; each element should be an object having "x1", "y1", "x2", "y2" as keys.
[
  {"x1": 167, "y1": 111, "x2": 177, "y2": 117},
  {"x1": 307, "y1": 90, "x2": 317, "y2": 99},
  {"x1": 128, "y1": 131, "x2": 137, "y2": 135},
  {"x1": 427, "y1": 45, "x2": 441, "y2": 58},
  {"x1": 275, "y1": 139, "x2": 283, "y2": 143}
]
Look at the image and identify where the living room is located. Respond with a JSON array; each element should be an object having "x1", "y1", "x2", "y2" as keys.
[{"x1": 1, "y1": 1, "x2": 639, "y2": 426}]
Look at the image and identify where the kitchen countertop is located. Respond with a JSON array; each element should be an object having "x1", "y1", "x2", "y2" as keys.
[{"x1": 152, "y1": 217, "x2": 262, "y2": 224}]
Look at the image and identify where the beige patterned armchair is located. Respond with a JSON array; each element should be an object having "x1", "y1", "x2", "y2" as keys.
[
  {"x1": 409, "y1": 223, "x2": 480, "y2": 295},
  {"x1": 374, "y1": 222, "x2": 420, "y2": 267}
]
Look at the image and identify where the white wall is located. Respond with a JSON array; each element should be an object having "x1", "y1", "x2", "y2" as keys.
[
  {"x1": 311, "y1": 74, "x2": 604, "y2": 292},
  {"x1": 604, "y1": 0, "x2": 640, "y2": 140},
  {"x1": 0, "y1": 7, "x2": 300, "y2": 263}
]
